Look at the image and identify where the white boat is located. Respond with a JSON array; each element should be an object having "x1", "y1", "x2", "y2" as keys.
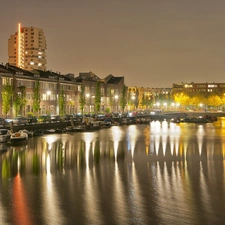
[
  {"x1": 20, "y1": 129, "x2": 34, "y2": 137},
  {"x1": 10, "y1": 130, "x2": 28, "y2": 144},
  {"x1": 0, "y1": 129, "x2": 11, "y2": 143}
]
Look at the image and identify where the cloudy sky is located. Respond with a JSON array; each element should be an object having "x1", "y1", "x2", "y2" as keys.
[{"x1": 1, "y1": 0, "x2": 225, "y2": 87}]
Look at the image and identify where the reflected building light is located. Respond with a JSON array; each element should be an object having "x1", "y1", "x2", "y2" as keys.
[
  {"x1": 128, "y1": 162, "x2": 146, "y2": 222},
  {"x1": 155, "y1": 134, "x2": 160, "y2": 156},
  {"x1": 170, "y1": 136, "x2": 175, "y2": 155},
  {"x1": 162, "y1": 120, "x2": 168, "y2": 133},
  {"x1": 41, "y1": 151, "x2": 47, "y2": 171},
  {"x1": 85, "y1": 142, "x2": 90, "y2": 168},
  {"x1": 43, "y1": 153, "x2": 63, "y2": 224},
  {"x1": 163, "y1": 162, "x2": 171, "y2": 193},
  {"x1": 150, "y1": 136, "x2": 155, "y2": 153},
  {"x1": 45, "y1": 135, "x2": 58, "y2": 151},
  {"x1": 199, "y1": 162, "x2": 212, "y2": 215},
  {"x1": 46, "y1": 154, "x2": 51, "y2": 174},
  {"x1": 114, "y1": 141, "x2": 119, "y2": 161},
  {"x1": 145, "y1": 146, "x2": 149, "y2": 155},
  {"x1": 162, "y1": 134, "x2": 167, "y2": 156},
  {"x1": 84, "y1": 153, "x2": 102, "y2": 223},
  {"x1": 155, "y1": 161, "x2": 167, "y2": 210},
  {"x1": 83, "y1": 132, "x2": 95, "y2": 168},
  {"x1": 175, "y1": 136, "x2": 180, "y2": 156},
  {"x1": 126, "y1": 125, "x2": 139, "y2": 159},
  {"x1": 197, "y1": 125, "x2": 205, "y2": 156},
  {"x1": 113, "y1": 163, "x2": 128, "y2": 224},
  {"x1": 62, "y1": 148, "x2": 65, "y2": 174},
  {"x1": 131, "y1": 140, "x2": 135, "y2": 159},
  {"x1": 111, "y1": 126, "x2": 122, "y2": 161},
  {"x1": 183, "y1": 141, "x2": 188, "y2": 159},
  {"x1": 17, "y1": 155, "x2": 21, "y2": 173},
  {"x1": 144, "y1": 127, "x2": 150, "y2": 155}
]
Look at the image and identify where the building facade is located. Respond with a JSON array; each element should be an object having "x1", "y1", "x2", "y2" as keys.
[
  {"x1": 75, "y1": 72, "x2": 124, "y2": 113},
  {"x1": 0, "y1": 65, "x2": 125, "y2": 118},
  {"x1": 8, "y1": 23, "x2": 47, "y2": 71},
  {"x1": 172, "y1": 82, "x2": 225, "y2": 94}
]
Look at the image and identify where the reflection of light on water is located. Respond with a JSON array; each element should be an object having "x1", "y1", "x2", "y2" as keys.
[
  {"x1": 113, "y1": 163, "x2": 128, "y2": 223},
  {"x1": 17, "y1": 155, "x2": 21, "y2": 172},
  {"x1": 150, "y1": 121, "x2": 161, "y2": 156},
  {"x1": 84, "y1": 151, "x2": 102, "y2": 224},
  {"x1": 162, "y1": 134, "x2": 167, "y2": 156},
  {"x1": 150, "y1": 121, "x2": 181, "y2": 156},
  {"x1": 126, "y1": 125, "x2": 139, "y2": 159},
  {"x1": 128, "y1": 162, "x2": 146, "y2": 223},
  {"x1": 46, "y1": 154, "x2": 50, "y2": 174},
  {"x1": 111, "y1": 126, "x2": 122, "y2": 161},
  {"x1": 199, "y1": 162, "x2": 212, "y2": 217},
  {"x1": 45, "y1": 135, "x2": 58, "y2": 151},
  {"x1": 197, "y1": 125, "x2": 205, "y2": 156},
  {"x1": 83, "y1": 132, "x2": 95, "y2": 168},
  {"x1": 43, "y1": 153, "x2": 64, "y2": 224}
]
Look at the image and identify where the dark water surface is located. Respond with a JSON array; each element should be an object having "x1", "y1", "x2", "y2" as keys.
[{"x1": 1, "y1": 118, "x2": 225, "y2": 225}]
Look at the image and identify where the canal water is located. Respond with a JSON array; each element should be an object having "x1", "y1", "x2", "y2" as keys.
[{"x1": 1, "y1": 118, "x2": 225, "y2": 225}]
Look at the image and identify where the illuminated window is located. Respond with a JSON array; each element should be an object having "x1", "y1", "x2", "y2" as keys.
[{"x1": 30, "y1": 62, "x2": 34, "y2": 65}]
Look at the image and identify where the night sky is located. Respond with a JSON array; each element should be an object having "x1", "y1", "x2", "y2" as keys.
[{"x1": 1, "y1": 0, "x2": 225, "y2": 87}]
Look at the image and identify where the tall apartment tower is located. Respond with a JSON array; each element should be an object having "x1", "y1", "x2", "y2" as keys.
[{"x1": 8, "y1": 23, "x2": 47, "y2": 71}]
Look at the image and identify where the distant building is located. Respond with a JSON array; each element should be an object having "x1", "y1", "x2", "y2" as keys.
[
  {"x1": 8, "y1": 23, "x2": 47, "y2": 71},
  {"x1": 75, "y1": 72, "x2": 124, "y2": 113},
  {"x1": 172, "y1": 82, "x2": 225, "y2": 94}
]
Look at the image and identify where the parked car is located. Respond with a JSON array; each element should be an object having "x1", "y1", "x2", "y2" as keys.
[
  {"x1": 27, "y1": 116, "x2": 38, "y2": 123},
  {"x1": 60, "y1": 114, "x2": 72, "y2": 122},
  {"x1": 13, "y1": 117, "x2": 28, "y2": 125},
  {"x1": 50, "y1": 115, "x2": 61, "y2": 122},
  {"x1": 38, "y1": 115, "x2": 51, "y2": 123},
  {"x1": 0, "y1": 118, "x2": 9, "y2": 127}
]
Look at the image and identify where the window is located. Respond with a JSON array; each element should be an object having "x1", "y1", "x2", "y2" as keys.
[{"x1": 208, "y1": 84, "x2": 217, "y2": 88}]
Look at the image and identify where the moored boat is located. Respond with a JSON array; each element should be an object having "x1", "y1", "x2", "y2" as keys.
[
  {"x1": 20, "y1": 129, "x2": 34, "y2": 137},
  {"x1": 10, "y1": 130, "x2": 28, "y2": 144},
  {"x1": 73, "y1": 125, "x2": 86, "y2": 132},
  {"x1": 0, "y1": 129, "x2": 11, "y2": 143},
  {"x1": 33, "y1": 129, "x2": 44, "y2": 136}
]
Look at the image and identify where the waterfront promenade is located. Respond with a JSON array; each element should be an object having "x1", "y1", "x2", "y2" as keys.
[{"x1": 7, "y1": 111, "x2": 225, "y2": 133}]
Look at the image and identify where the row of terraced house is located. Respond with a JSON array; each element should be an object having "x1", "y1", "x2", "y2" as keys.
[{"x1": 1, "y1": 63, "x2": 225, "y2": 118}]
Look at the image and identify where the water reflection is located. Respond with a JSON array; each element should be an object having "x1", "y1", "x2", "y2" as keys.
[{"x1": 1, "y1": 119, "x2": 225, "y2": 224}]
